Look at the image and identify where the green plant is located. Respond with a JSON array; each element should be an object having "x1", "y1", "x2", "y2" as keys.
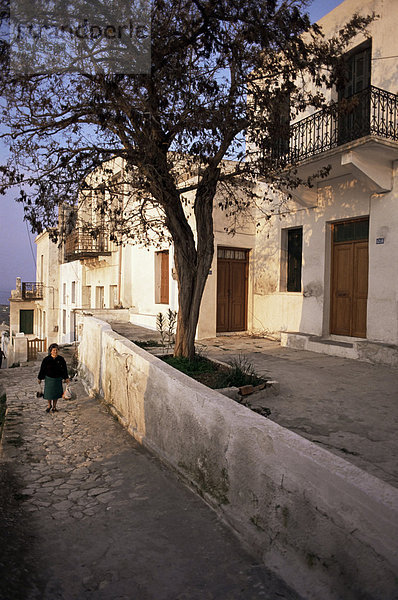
[
  {"x1": 215, "y1": 355, "x2": 263, "y2": 388},
  {"x1": 133, "y1": 339, "x2": 163, "y2": 348},
  {"x1": 156, "y1": 309, "x2": 177, "y2": 349},
  {"x1": 163, "y1": 354, "x2": 218, "y2": 377}
]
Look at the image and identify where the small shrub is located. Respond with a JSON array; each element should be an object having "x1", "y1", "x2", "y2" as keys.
[
  {"x1": 156, "y1": 309, "x2": 177, "y2": 349},
  {"x1": 162, "y1": 353, "x2": 264, "y2": 390},
  {"x1": 163, "y1": 354, "x2": 218, "y2": 377},
  {"x1": 214, "y1": 355, "x2": 263, "y2": 388},
  {"x1": 133, "y1": 339, "x2": 163, "y2": 348}
]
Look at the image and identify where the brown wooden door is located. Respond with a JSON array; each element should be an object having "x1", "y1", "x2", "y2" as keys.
[
  {"x1": 217, "y1": 248, "x2": 248, "y2": 332},
  {"x1": 330, "y1": 220, "x2": 368, "y2": 338},
  {"x1": 160, "y1": 251, "x2": 169, "y2": 304}
]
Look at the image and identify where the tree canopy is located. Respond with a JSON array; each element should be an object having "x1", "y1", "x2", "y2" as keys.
[{"x1": 0, "y1": 0, "x2": 371, "y2": 357}]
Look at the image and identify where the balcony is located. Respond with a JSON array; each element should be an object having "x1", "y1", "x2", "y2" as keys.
[
  {"x1": 64, "y1": 228, "x2": 111, "y2": 262},
  {"x1": 269, "y1": 86, "x2": 398, "y2": 205},
  {"x1": 22, "y1": 282, "x2": 43, "y2": 299},
  {"x1": 275, "y1": 86, "x2": 397, "y2": 165}
]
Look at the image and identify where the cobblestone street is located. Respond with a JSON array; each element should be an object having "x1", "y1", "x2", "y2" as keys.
[{"x1": 0, "y1": 356, "x2": 300, "y2": 600}]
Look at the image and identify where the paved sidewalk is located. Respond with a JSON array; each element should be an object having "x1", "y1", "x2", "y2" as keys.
[
  {"x1": 200, "y1": 335, "x2": 398, "y2": 489},
  {"x1": 0, "y1": 357, "x2": 300, "y2": 600}
]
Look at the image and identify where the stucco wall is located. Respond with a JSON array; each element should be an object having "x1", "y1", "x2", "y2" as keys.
[
  {"x1": 129, "y1": 245, "x2": 178, "y2": 329},
  {"x1": 78, "y1": 315, "x2": 398, "y2": 600},
  {"x1": 252, "y1": 172, "x2": 398, "y2": 345},
  {"x1": 59, "y1": 260, "x2": 84, "y2": 344},
  {"x1": 35, "y1": 232, "x2": 60, "y2": 346},
  {"x1": 367, "y1": 165, "x2": 398, "y2": 344}
]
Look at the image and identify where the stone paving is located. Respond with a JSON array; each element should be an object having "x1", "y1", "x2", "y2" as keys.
[{"x1": 0, "y1": 353, "x2": 300, "y2": 600}]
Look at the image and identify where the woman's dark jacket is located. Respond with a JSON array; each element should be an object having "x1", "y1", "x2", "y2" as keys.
[{"x1": 38, "y1": 355, "x2": 68, "y2": 380}]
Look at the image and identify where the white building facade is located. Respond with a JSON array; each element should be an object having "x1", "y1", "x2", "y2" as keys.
[
  {"x1": 11, "y1": 0, "x2": 397, "y2": 366},
  {"x1": 251, "y1": 0, "x2": 398, "y2": 364}
]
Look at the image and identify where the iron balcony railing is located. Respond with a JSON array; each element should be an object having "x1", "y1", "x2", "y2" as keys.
[
  {"x1": 64, "y1": 227, "x2": 111, "y2": 262},
  {"x1": 22, "y1": 282, "x2": 43, "y2": 299},
  {"x1": 273, "y1": 86, "x2": 398, "y2": 164}
]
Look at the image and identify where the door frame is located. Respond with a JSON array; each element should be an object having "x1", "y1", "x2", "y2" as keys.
[
  {"x1": 330, "y1": 217, "x2": 369, "y2": 338},
  {"x1": 216, "y1": 246, "x2": 249, "y2": 333}
]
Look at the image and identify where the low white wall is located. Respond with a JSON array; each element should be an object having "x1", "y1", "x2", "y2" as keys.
[
  {"x1": 78, "y1": 315, "x2": 398, "y2": 600},
  {"x1": 129, "y1": 312, "x2": 157, "y2": 330}
]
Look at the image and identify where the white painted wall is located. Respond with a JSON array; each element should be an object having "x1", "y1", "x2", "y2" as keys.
[
  {"x1": 252, "y1": 0, "x2": 398, "y2": 347},
  {"x1": 34, "y1": 231, "x2": 60, "y2": 346},
  {"x1": 253, "y1": 171, "x2": 398, "y2": 345},
  {"x1": 78, "y1": 314, "x2": 398, "y2": 600},
  {"x1": 129, "y1": 244, "x2": 178, "y2": 330},
  {"x1": 59, "y1": 260, "x2": 83, "y2": 344}
]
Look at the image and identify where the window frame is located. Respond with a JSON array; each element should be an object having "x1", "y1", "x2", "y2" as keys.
[{"x1": 280, "y1": 227, "x2": 303, "y2": 293}]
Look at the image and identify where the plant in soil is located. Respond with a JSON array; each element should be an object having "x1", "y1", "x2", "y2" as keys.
[
  {"x1": 162, "y1": 353, "x2": 264, "y2": 390},
  {"x1": 156, "y1": 310, "x2": 177, "y2": 350},
  {"x1": 133, "y1": 339, "x2": 163, "y2": 348}
]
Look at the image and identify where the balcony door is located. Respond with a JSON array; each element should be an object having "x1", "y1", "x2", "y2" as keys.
[
  {"x1": 217, "y1": 247, "x2": 248, "y2": 333},
  {"x1": 20, "y1": 309, "x2": 34, "y2": 334},
  {"x1": 95, "y1": 286, "x2": 104, "y2": 309},
  {"x1": 330, "y1": 218, "x2": 369, "y2": 338},
  {"x1": 339, "y1": 43, "x2": 371, "y2": 143}
]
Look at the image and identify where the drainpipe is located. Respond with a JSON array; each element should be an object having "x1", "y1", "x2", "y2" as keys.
[{"x1": 118, "y1": 246, "x2": 122, "y2": 306}]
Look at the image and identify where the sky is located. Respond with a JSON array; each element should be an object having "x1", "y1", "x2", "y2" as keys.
[{"x1": 0, "y1": 0, "x2": 343, "y2": 304}]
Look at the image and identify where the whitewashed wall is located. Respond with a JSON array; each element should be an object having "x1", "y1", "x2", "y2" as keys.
[{"x1": 78, "y1": 315, "x2": 398, "y2": 600}]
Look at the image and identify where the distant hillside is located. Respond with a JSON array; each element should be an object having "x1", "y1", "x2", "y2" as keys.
[{"x1": 0, "y1": 291, "x2": 10, "y2": 305}]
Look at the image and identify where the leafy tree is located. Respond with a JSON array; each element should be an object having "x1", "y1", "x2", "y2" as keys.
[{"x1": 0, "y1": 0, "x2": 371, "y2": 358}]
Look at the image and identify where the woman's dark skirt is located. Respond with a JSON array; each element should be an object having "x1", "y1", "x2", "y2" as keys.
[{"x1": 44, "y1": 376, "x2": 63, "y2": 400}]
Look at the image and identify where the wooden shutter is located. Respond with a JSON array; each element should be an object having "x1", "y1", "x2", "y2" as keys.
[{"x1": 160, "y1": 251, "x2": 169, "y2": 304}]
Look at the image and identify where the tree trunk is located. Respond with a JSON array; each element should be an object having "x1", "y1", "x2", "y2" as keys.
[
  {"x1": 173, "y1": 254, "x2": 210, "y2": 359},
  {"x1": 144, "y1": 153, "x2": 217, "y2": 359},
  {"x1": 172, "y1": 171, "x2": 217, "y2": 359}
]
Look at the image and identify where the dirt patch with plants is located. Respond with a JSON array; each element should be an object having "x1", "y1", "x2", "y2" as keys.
[
  {"x1": 132, "y1": 310, "x2": 272, "y2": 417},
  {"x1": 160, "y1": 354, "x2": 271, "y2": 418},
  {"x1": 161, "y1": 354, "x2": 264, "y2": 389}
]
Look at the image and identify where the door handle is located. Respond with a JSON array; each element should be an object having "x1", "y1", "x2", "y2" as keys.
[{"x1": 336, "y1": 292, "x2": 349, "y2": 298}]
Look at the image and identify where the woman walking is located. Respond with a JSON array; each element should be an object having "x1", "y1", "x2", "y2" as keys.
[{"x1": 38, "y1": 343, "x2": 69, "y2": 413}]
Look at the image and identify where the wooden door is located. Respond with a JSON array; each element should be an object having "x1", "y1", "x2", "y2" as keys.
[
  {"x1": 95, "y1": 286, "x2": 104, "y2": 309},
  {"x1": 160, "y1": 251, "x2": 169, "y2": 304},
  {"x1": 217, "y1": 248, "x2": 248, "y2": 333},
  {"x1": 330, "y1": 219, "x2": 368, "y2": 338}
]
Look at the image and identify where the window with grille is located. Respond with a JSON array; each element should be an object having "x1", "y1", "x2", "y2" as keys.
[{"x1": 281, "y1": 227, "x2": 303, "y2": 292}]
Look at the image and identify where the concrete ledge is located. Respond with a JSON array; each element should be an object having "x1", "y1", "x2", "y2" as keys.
[
  {"x1": 78, "y1": 315, "x2": 398, "y2": 600},
  {"x1": 77, "y1": 308, "x2": 130, "y2": 322},
  {"x1": 281, "y1": 331, "x2": 398, "y2": 366},
  {"x1": 129, "y1": 312, "x2": 158, "y2": 330}
]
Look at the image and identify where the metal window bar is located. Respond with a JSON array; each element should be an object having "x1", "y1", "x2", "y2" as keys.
[
  {"x1": 22, "y1": 282, "x2": 44, "y2": 299},
  {"x1": 64, "y1": 227, "x2": 110, "y2": 261},
  {"x1": 273, "y1": 86, "x2": 398, "y2": 165}
]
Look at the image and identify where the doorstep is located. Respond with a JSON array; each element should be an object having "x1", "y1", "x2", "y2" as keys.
[{"x1": 280, "y1": 331, "x2": 398, "y2": 366}]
